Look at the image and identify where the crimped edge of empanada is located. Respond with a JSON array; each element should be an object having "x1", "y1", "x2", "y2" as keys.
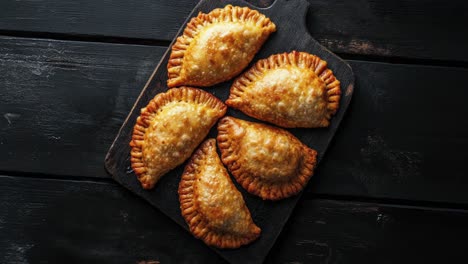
[
  {"x1": 227, "y1": 51, "x2": 341, "y2": 127},
  {"x1": 167, "y1": 5, "x2": 276, "y2": 88},
  {"x1": 178, "y1": 138, "x2": 261, "y2": 248},
  {"x1": 217, "y1": 117, "x2": 318, "y2": 200},
  {"x1": 129, "y1": 87, "x2": 227, "y2": 190}
]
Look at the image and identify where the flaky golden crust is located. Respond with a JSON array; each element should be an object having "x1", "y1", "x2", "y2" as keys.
[
  {"x1": 129, "y1": 88, "x2": 227, "y2": 189},
  {"x1": 227, "y1": 51, "x2": 341, "y2": 128},
  {"x1": 217, "y1": 117, "x2": 317, "y2": 200},
  {"x1": 167, "y1": 5, "x2": 276, "y2": 88},
  {"x1": 179, "y1": 139, "x2": 261, "y2": 248}
]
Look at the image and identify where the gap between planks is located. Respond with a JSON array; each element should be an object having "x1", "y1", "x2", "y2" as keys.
[
  {"x1": 2, "y1": 172, "x2": 468, "y2": 212},
  {"x1": 0, "y1": 30, "x2": 172, "y2": 47},
  {"x1": 0, "y1": 30, "x2": 467, "y2": 69}
]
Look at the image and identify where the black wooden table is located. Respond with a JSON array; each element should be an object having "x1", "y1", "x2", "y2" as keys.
[{"x1": 1, "y1": 0, "x2": 468, "y2": 263}]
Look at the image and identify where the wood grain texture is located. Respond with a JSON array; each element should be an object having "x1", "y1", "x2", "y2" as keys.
[
  {"x1": 1, "y1": 37, "x2": 468, "y2": 204},
  {"x1": 266, "y1": 196, "x2": 468, "y2": 264},
  {"x1": 309, "y1": 61, "x2": 468, "y2": 203},
  {"x1": 0, "y1": 175, "x2": 222, "y2": 264},
  {"x1": 0, "y1": 0, "x2": 198, "y2": 42},
  {"x1": 0, "y1": 0, "x2": 467, "y2": 61},
  {"x1": 1, "y1": 175, "x2": 467, "y2": 264},
  {"x1": 0, "y1": 0, "x2": 466, "y2": 263},
  {"x1": 0, "y1": 36, "x2": 164, "y2": 177},
  {"x1": 306, "y1": 0, "x2": 468, "y2": 62},
  {"x1": 105, "y1": 0, "x2": 354, "y2": 262}
]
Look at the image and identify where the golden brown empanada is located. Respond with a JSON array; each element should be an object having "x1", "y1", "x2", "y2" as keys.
[
  {"x1": 179, "y1": 138, "x2": 261, "y2": 248},
  {"x1": 227, "y1": 51, "x2": 341, "y2": 128},
  {"x1": 167, "y1": 5, "x2": 276, "y2": 88},
  {"x1": 130, "y1": 88, "x2": 226, "y2": 189},
  {"x1": 217, "y1": 117, "x2": 317, "y2": 200}
]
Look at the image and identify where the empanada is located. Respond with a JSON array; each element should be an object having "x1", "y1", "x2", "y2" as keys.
[
  {"x1": 179, "y1": 139, "x2": 261, "y2": 248},
  {"x1": 130, "y1": 87, "x2": 226, "y2": 189},
  {"x1": 227, "y1": 51, "x2": 341, "y2": 128},
  {"x1": 217, "y1": 117, "x2": 317, "y2": 200},
  {"x1": 167, "y1": 5, "x2": 276, "y2": 88}
]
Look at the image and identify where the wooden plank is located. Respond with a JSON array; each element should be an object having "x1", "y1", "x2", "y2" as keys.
[
  {"x1": 307, "y1": 0, "x2": 468, "y2": 62},
  {"x1": 0, "y1": 0, "x2": 467, "y2": 61},
  {"x1": 266, "y1": 197, "x2": 468, "y2": 263},
  {"x1": 0, "y1": 36, "x2": 164, "y2": 178},
  {"x1": 311, "y1": 61, "x2": 468, "y2": 203},
  {"x1": 1, "y1": 36, "x2": 468, "y2": 205},
  {"x1": 0, "y1": 175, "x2": 222, "y2": 264},
  {"x1": 1, "y1": 175, "x2": 467, "y2": 263},
  {"x1": 0, "y1": 0, "x2": 198, "y2": 43}
]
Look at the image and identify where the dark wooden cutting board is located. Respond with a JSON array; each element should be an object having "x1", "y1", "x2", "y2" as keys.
[{"x1": 105, "y1": 0, "x2": 354, "y2": 263}]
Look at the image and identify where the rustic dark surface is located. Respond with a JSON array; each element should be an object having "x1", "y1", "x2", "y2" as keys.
[
  {"x1": 2, "y1": 36, "x2": 468, "y2": 205},
  {"x1": 1, "y1": 0, "x2": 467, "y2": 61},
  {"x1": 311, "y1": 61, "x2": 468, "y2": 203},
  {"x1": 1, "y1": 0, "x2": 468, "y2": 263},
  {"x1": 2, "y1": 175, "x2": 467, "y2": 264},
  {"x1": 0, "y1": 36, "x2": 163, "y2": 178}
]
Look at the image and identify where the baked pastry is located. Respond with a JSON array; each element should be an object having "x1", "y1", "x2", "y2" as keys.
[
  {"x1": 226, "y1": 51, "x2": 341, "y2": 128},
  {"x1": 130, "y1": 88, "x2": 226, "y2": 189},
  {"x1": 217, "y1": 117, "x2": 317, "y2": 200},
  {"x1": 167, "y1": 5, "x2": 276, "y2": 88},
  {"x1": 179, "y1": 138, "x2": 261, "y2": 248}
]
